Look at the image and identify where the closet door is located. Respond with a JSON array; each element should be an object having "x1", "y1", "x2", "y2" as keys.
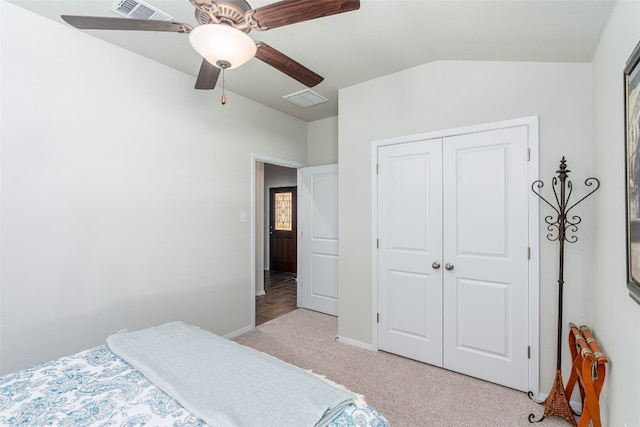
[
  {"x1": 442, "y1": 126, "x2": 529, "y2": 391},
  {"x1": 377, "y1": 139, "x2": 443, "y2": 365},
  {"x1": 376, "y1": 124, "x2": 531, "y2": 392}
]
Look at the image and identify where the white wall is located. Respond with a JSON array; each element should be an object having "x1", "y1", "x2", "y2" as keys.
[
  {"x1": 307, "y1": 116, "x2": 338, "y2": 166},
  {"x1": 591, "y1": 2, "x2": 640, "y2": 426},
  {"x1": 263, "y1": 163, "x2": 297, "y2": 270},
  {"x1": 338, "y1": 60, "x2": 594, "y2": 396},
  {"x1": 0, "y1": 1, "x2": 307, "y2": 374}
]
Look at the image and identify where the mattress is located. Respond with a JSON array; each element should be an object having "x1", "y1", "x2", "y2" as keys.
[{"x1": 0, "y1": 334, "x2": 388, "y2": 426}]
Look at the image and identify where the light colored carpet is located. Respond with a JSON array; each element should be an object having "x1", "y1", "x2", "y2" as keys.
[{"x1": 233, "y1": 308, "x2": 574, "y2": 427}]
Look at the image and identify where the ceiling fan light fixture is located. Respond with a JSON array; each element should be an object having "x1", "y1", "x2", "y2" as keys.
[{"x1": 189, "y1": 24, "x2": 257, "y2": 70}]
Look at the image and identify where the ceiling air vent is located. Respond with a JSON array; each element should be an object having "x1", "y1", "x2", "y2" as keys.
[
  {"x1": 283, "y1": 89, "x2": 328, "y2": 108},
  {"x1": 110, "y1": 0, "x2": 173, "y2": 21}
]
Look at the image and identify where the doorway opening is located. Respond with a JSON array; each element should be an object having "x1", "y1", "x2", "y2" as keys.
[{"x1": 252, "y1": 158, "x2": 302, "y2": 327}]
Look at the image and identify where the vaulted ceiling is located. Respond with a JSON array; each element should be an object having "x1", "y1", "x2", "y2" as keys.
[{"x1": 9, "y1": 0, "x2": 615, "y2": 122}]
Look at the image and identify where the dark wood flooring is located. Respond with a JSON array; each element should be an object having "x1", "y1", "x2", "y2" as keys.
[{"x1": 256, "y1": 271, "x2": 298, "y2": 326}]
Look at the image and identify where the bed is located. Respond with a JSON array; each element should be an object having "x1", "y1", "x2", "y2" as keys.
[{"x1": 0, "y1": 322, "x2": 388, "y2": 426}]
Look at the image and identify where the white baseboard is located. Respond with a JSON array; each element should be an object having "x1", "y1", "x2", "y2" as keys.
[
  {"x1": 256, "y1": 290, "x2": 266, "y2": 296},
  {"x1": 534, "y1": 391, "x2": 582, "y2": 413},
  {"x1": 224, "y1": 324, "x2": 253, "y2": 339},
  {"x1": 336, "y1": 335, "x2": 375, "y2": 351}
]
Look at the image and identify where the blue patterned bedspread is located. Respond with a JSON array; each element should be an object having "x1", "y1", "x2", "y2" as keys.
[{"x1": 0, "y1": 345, "x2": 388, "y2": 427}]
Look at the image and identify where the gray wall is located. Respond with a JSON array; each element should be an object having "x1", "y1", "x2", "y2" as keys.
[
  {"x1": 0, "y1": 2, "x2": 307, "y2": 374},
  {"x1": 337, "y1": 60, "x2": 593, "y2": 399},
  {"x1": 591, "y1": 2, "x2": 640, "y2": 426},
  {"x1": 307, "y1": 117, "x2": 338, "y2": 166}
]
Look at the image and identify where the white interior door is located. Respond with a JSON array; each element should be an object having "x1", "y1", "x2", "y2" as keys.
[
  {"x1": 377, "y1": 139, "x2": 443, "y2": 365},
  {"x1": 442, "y1": 126, "x2": 530, "y2": 391},
  {"x1": 376, "y1": 124, "x2": 531, "y2": 392},
  {"x1": 298, "y1": 165, "x2": 339, "y2": 315}
]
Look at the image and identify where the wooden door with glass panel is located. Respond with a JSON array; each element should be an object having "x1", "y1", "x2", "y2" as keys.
[{"x1": 270, "y1": 187, "x2": 297, "y2": 273}]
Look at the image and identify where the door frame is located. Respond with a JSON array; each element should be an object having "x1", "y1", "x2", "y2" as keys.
[
  {"x1": 250, "y1": 154, "x2": 305, "y2": 330},
  {"x1": 370, "y1": 116, "x2": 540, "y2": 396}
]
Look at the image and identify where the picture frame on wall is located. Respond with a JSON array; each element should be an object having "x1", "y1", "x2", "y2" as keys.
[{"x1": 624, "y1": 40, "x2": 640, "y2": 305}]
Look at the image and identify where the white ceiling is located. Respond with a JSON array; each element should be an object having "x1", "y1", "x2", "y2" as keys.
[{"x1": 8, "y1": 0, "x2": 615, "y2": 122}]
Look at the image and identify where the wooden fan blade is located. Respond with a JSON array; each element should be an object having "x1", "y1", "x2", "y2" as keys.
[
  {"x1": 249, "y1": 0, "x2": 359, "y2": 30},
  {"x1": 195, "y1": 59, "x2": 221, "y2": 90},
  {"x1": 61, "y1": 15, "x2": 193, "y2": 33},
  {"x1": 255, "y1": 42, "x2": 323, "y2": 87}
]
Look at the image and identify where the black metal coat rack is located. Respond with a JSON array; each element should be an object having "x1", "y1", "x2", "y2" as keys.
[{"x1": 528, "y1": 157, "x2": 600, "y2": 425}]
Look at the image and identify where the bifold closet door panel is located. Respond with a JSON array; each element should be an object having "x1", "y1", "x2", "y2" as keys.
[
  {"x1": 442, "y1": 126, "x2": 530, "y2": 392},
  {"x1": 377, "y1": 138, "x2": 443, "y2": 366}
]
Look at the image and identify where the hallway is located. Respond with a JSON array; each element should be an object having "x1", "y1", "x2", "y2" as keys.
[{"x1": 256, "y1": 271, "x2": 297, "y2": 325}]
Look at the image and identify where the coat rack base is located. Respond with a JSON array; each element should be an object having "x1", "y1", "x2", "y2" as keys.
[{"x1": 528, "y1": 370, "x2": 577, "y2": 425}]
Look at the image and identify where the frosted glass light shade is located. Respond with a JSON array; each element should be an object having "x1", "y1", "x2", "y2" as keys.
[{"x1": 189, "y1": 24, "x2": 257, "y2": 69}]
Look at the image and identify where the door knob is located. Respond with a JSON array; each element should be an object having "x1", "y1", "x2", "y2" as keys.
[
  {"x1": 445, "y1": 263, "x2": 454, "y2": 271},
  {"x1": 432, "y1": 261, "x2": 441, "y2": 270}
]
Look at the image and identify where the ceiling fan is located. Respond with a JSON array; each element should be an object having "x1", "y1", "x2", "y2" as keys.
[{"x1": 61, "y1": 0, "x2": 360, "y2": 103}]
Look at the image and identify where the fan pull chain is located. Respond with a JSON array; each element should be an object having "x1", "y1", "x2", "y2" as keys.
[
  {"x1": 215, "y1": 60, "x2": 231, "y2": 106},
  {"x1": 221, "y1": 67, "x2": 227, "y2": 105}
]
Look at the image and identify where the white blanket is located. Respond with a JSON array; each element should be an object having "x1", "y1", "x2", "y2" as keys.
[{"x1": 106, "y1": 321, "x2": 355, "y2": 427}]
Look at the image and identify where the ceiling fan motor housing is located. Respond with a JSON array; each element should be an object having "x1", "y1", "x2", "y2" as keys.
[{"x1": 190, "y1": 0, "x2": 253, "y2": 32}]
